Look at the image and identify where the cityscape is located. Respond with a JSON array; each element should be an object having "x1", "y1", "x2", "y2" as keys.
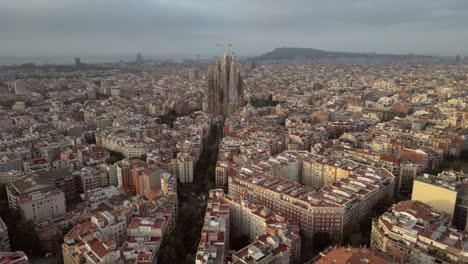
[{"x1": 1, "y1": 1, "x2": 468, "y2": 264}]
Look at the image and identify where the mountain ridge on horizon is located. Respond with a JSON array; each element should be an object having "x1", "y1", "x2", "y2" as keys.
[{"x1": 253, "y1": 47, "x2": 434, "y2": 61}]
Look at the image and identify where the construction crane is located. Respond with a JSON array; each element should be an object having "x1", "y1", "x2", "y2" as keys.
[{"x1": 216, "y1": 43, "x2": 233, "y2": 56}]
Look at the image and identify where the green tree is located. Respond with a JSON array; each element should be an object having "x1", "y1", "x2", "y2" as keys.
[
  {"x1": 204, "y1": 179, "x2": 214, "y2": 192},
  {"x1": 231, "y1": 235, "x2": 250, "y2": 251},
  {"x1": 0, "y1": 183, "x2": 7, "y2": 201},
  {"x1": 14, "y1": 218, "x2": 43, "y2": 256},
  {"x1": 159, "y1": 240, "x2": 177, "y2": 263},
  {"x1": 184, "y1": 254, "x2": 195, "y2": 264},
  {"x1": 313, "y1": 232, "x2": 334, "y2": 252},
  {"x1": 251, "y1": 99, "x2": 280, "y2": 108},
  {"x1": 0, "y1": 99, "x2": 15, "y2": 108},
  {"x1": 350, "y1": 233, "x2": 363, "y2": 246},
  {"x1": 105, "y1": 156, "x2": 120, "y2": 165},
  {"x1": 105, "y1": 150, "x2": 125, "y2": 164},
  {"x1": 83, "y1": 133, "x2": 96, "y2": 144},
  {"x1": 159, "y1": 110, "x2": 181, "y2": 127},
  {"x1": 159, "y1": 121, "x2": 222, "y2": 264}
]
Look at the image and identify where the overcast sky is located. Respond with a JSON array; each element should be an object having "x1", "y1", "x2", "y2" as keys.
[{"x1": 1, "y1": 0, "x2": 467, "y2": 58}]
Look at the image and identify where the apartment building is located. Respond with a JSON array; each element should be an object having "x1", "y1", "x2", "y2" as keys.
[
  {"x1": 61, "y1": 190, "x2": 178, "y2": 263},
  {"x1": 121, "y1": 217, "x2": 167, "y2": 263},
  {"x1": 0, "y1": 154, "x2": 23, "y2": 172},
  {"x1": 215, "y1": 161, "x2": 232, "y2": 191},
  {"x1": 244, "y1": 151, "x2": 383, "y2": 192},
  {"x1": 23, "y1": 158, "x2": 50, "y2": 174},
  {"x1": 0, "y1": 170, "x2": 24, "y2": 184},
  {"x1": 160, "y1": 172, "x2": 177, "y2": 195},
  {"x1": 197, "y1": 189, "x2": 301, "y2": 264},
  {"x1": 398, "y1": 162, "x2": 421, "y2": 194},
  {"x1": 312, "y1": 246, "x2": 395, "y2": 264},
  {"x1": 115, "y1": 160, "x2": 131, "y2": 189},
  {"x1": 172, "y1": 153, "x2": 194, "y2": 183},
  {"x1": 39, "y1": 169, "x2": 76, "y2": 203},
  {"x1": 233, "y1": 145, "x2": 271, "y2": 166},
  {"x1": 228, "y1": 160, "x2": 394, "y2": 239},
  {"x1": 224, "y1": 195, "x2": 301, "y2": 264},
  {"x1": 251, "y1": 154, "x2": 301, "y2": 182},
  {"x1": 17, "y1": 188, "x2": 66, "y2": 223},
  {"x1": 80, "y1": 186, "x2": 121, "y2": 209},
  {"x1": 196, "y1": 190, "x2": 230, "y2": 264},
  {"x1": 399, "y1": 147, "x2": 443, "y2": 172},
  {"x1": 231, "y1": 235, "x2": 294, "y2": 264},
  {"x1": 134, "y1": 167, "x2": 163, "y2": 200},
  {"x1": 371, "y1": 200, "x2": 468, "y2": 263},
  {"x1": 96, "y1": 131, "x2": 150, "y2": 159},
  {"x1": 412, "y1": 170, "x2": 468, "y2": 231},
  {"x1": 301, "y1": 154, "x2": 356, "y2": 188},
  {"x1": 6, "y1": 174, "x2": 56, "y2": 209},
  {"x1": 62, "y1": 220, "x2": 121, "y2": 264},
  {"x1": 73, "y1": 167, "x2": 109, "y2": 193},
  {"x1": 90, "y1": 211, "x2": 128, "y2": 245},
  {"x1": 335, "y1": 148, "x2": 421, "y2": 194}
]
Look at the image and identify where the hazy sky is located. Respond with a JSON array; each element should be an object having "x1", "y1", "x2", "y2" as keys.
[{"x1": 1, "y1": 0, "x2": 467, "y2": 57}]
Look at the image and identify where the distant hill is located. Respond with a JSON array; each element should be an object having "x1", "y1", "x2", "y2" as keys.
[{"x1": 254, "y1": 47, "x2": 432, "y2": 61}]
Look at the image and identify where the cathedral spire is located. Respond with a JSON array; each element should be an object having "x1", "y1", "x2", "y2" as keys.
[{"x1": 204, "y1": 54, "x2": 244, "y2": 119}]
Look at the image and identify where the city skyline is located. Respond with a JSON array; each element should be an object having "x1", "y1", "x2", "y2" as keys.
[
  {"x1": 1, "y1": 0, "x2": 468, "y2": 57},
  {"x1": 0, "y1": 2, "x2": 467, "y2": 263}
]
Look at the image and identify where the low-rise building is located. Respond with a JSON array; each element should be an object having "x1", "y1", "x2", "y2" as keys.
[
  {"x1": 0, "y1": 170, "x2": 24, "y2": 184},
  {"x1": 91, "y1": 211, "x2": 128, "y2": 245},
  {"x1": 121, "y1": 217, "x2": 168, "y2": 263},
  {"x1": 23, "y1": 158, "x2": 50, "y2": 174},
  {"x1": 312, "y1": 246, "x2": 396, "y2": 264},
  {"x1": 0, "y1": 154, "x2": 23, "y2": 173},
  {"x1": 62, "y1": 221, "x2": 121, "y2": 264}
]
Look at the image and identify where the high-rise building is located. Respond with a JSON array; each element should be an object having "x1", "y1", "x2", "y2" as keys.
[
  {"x1": 204, "y1": 55, "x2": 244, "y2": 118},
  {"x1": 171, "y1": 153, "x2": 194, "y2": 183},
  {"x1": 250, "y1": 62, "x2": 257, "y2": 71},
  {"x1": 189, "y1": 68, "x2": 199, "y2": 80},
  {"x1": 136, "y1": 53, "x2": 143, "y2": 64},
  {"x1": 74, "y1": 57, "x2": 81, "y2": 66}
]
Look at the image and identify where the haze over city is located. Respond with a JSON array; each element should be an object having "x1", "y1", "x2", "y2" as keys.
[{"x1": 1, "y1": 0, "x2": 468, "y2": 60}]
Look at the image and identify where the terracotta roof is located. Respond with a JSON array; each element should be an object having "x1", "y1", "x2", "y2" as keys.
[{"x1": 88, "y1": 238, "x2": 108, "y2": 259}]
